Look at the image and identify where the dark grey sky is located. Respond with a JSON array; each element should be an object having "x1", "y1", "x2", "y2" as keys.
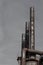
[{"x1": 0, "y1": 0, "x2": 43, "y2": 65}]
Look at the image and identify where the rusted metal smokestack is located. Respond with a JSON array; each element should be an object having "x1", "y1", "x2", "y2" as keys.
[{"x1": 30, "y1": 7, "x2": 35, "y2": 50}]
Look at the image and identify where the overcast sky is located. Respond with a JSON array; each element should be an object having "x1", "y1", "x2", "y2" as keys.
[{"x1": 0, "y1": 0, "x2": 43, "y2": 65}]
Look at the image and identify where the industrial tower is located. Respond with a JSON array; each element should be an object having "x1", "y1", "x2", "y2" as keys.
[{"x1": 17, "y1": 7, "x2": 43, "y2": 65}]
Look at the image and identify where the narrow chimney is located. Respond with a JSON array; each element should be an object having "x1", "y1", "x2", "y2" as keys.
[
  {"x1": 25, "y1": 22, "x2": 29, "y2": 49},
  {"x1": 30, "y1": 7, "x2": 35, "y2": 50}
]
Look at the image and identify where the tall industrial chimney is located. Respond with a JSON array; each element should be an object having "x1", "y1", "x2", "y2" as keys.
[{"x1": 30, "y1": 7, "x2": 35, "y2": 50}]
